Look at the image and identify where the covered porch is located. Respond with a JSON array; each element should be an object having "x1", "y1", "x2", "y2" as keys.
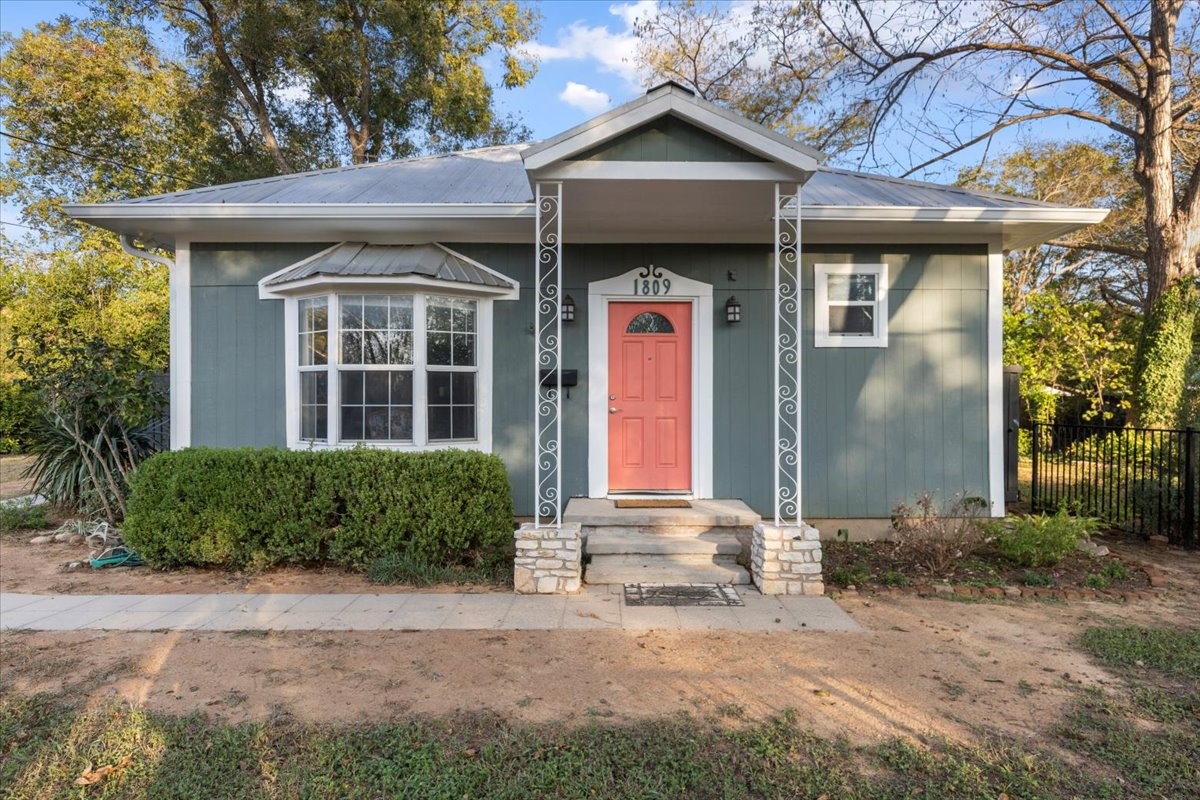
[{"x1": 514, "y1": 82, "x2": 818, "y2": 595}]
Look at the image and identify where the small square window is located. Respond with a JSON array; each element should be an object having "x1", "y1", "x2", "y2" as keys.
[{"x1": 814, "y1": 264, "x2": 888, "y2": 348}]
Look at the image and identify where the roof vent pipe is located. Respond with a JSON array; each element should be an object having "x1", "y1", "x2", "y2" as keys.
[{"x1": 119, "y1": 234, "x2": 174, "y2": 269}]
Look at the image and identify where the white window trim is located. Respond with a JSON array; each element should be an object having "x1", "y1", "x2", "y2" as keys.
[
  {"x1": 813, "y1": 262, "x2": 889, "y2": 348},
  {"x1": 284, "y1": 289, "x2": 494, "y2": 453}
]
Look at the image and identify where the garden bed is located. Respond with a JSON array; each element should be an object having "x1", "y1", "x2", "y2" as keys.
[{"x1": 823, "y1": 535, "x2": 1159, "y2": 600}]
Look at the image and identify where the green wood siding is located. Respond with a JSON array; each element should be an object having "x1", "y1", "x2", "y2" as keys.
[
  {"x1": 190, "y1": 243, "x2": 330, "y2": 448},
  {"x1": 569, "y1": 116, "x2": 768, "y2": 162},
  {"x1": 189, "y1": 242, "x2": 990, "y2": 518}
]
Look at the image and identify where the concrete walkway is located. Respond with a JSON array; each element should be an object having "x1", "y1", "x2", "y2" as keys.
[{"x1": 0, "y1": 586, "x2": 860, "y2": 633}]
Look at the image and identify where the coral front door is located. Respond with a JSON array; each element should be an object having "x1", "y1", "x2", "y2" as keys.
[{"x1": 608, "y1": 301, "x2": 692, "y2": 492}]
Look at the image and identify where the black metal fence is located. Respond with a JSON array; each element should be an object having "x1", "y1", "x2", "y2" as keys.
[{"x1": 1031, "y1": 421, "x2": 1197, "y2": 548}]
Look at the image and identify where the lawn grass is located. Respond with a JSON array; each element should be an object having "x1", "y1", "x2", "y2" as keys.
[
  {"x1": 1077, "y1": 625, "x2": 1200, "y2": 679},
  {"x1": 3, "y1": 623, "x2": 1197, "y2": 799},
  {"x1": 1, "y1": 697, "x2": 1107, "y2": 800}
]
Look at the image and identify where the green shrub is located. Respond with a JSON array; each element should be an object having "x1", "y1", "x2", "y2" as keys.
[
  {"x1": 988, "y1": 509, "x2": 1094, "y2": 567},
  {"x1": 124, "y1": 448, "x2": 514, "y2": 572},
  {"x1": 0, "y1": 499, "x2": 51, "y2": 532},
  {"x1": 1022, "y1": 570, "x2": 1055, "y2": 587}
]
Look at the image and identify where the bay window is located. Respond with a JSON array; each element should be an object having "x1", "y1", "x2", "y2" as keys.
[{"x1": 290, "y1": 292, "x2": 484, "y2": 448}]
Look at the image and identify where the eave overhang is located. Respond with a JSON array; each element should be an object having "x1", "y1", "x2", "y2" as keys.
[{"x1": 67, "y1": 200, "x2": 1107, "y2": 252}]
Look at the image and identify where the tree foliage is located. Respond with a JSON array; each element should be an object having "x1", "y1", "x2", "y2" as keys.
[
  {"x1": 813, "y1": 0, "x2": 1200, "y2": 426},
  {"x1": 102, "y1": 0, "x2": 539, "y2": 170},
  {"x1": 0, "y1": 17, "x2": 241, "y2": 234},
  {"x1": 634, "y1": 0, "x2": 870, "y2": 154}
]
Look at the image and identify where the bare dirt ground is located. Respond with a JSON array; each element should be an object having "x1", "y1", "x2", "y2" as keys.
[
  {"x1": 0, "y1": 533, "x2": 502, "y2": 595},
  {"x1": 3, "y1": 539, "x2": 1197, "y2": 747}
]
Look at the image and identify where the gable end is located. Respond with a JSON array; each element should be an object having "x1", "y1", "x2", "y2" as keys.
[{"x1": 568, "y1": 116, "x2": 769, "y2": 163}]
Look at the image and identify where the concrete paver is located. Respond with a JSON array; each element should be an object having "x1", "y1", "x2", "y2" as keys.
[{"x1": 0, "y1": 588, "x2": 861, "y2": 633}]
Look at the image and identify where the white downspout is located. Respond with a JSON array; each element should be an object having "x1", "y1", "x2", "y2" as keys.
[
  {"x1": 120, "y1": 234, "x2": 188, "y2": 451},
  {"x1": 119, "y1": 234, "x2": 174, "y2": 268}
]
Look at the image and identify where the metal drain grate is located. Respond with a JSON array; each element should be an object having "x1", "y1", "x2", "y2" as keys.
[{"x1": 623, "y1": 583, "x2": 743, "y2": 607}]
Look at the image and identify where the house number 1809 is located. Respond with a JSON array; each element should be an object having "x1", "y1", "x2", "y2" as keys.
[{"x1": 634, "y1": 278, "x2": 671, "y2": 295}]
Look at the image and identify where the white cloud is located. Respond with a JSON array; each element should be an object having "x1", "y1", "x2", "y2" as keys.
[
  {"x1": 521, "y1": 3, "x2": 660, "y2": 88},
  {"x1": 559, "y1": 81, "x2": 612, "y2": 115}
]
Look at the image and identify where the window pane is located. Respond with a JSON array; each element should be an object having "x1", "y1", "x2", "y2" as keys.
[
  {"x1": 341, "y1": 405, "x2": 364, "y2": 439},
  {"x1": 427, "y1": 332, "x2": 452, "y2": 365},
  {"x1": 363, "y1": 296, "x2": 389, "y2": 330},
  {"x1": 364, "y1": 372, "x2": 389, "y2": 405},
  {"x1": 427, "y1": 302, "x2": 452, "y2": 332},
  {"x1": 626, "y1": 312, "x2": 674, "y2": 334},
  {"x1": 828, "y1": 305, "x2": 875, "y2": 335},
  {"x1": 300, "y1": 372, "x2": 327, "y2": 440},
  {"x1": 452, "y1": 304, "x2": 476, "y2": 333},
  {"x1": 340, "y1": 368, "x2": 412, "y2": 442},
  {"x1": 362, "y1": 330, "x2": 388, "y2": 364},
  {"x1": 452, "y1": 406, "x2": 476, "y2": 440},
  {"x1": 827, "y1": 274, "x2": 876, "y2": 302},
  {"x1": 364, "y1": 407, "x2": 390, "y2": 439},
  {"x1": 341, "y1": 296, "x2": 363, "y2": 329},
  {"x1": 388, "y1": 331, "x2": 413, "y2": 365},
  {"x1": 300, "y1": 297, "x2": 327, "y2": 333},
  {"x1": 341, "y1": 331, "x2": 362, "y2": 364},
  {"x1": 390, "y1": 371, "x2": 413, "y2": 404},
  {"x1": 389, "y1": 407, "x2": 413, "y2": 440},
  {"x1": 302, "y1": 371, "x2": 327, "y2": 404},
  {"x1": 390, "y1": 298, "x2": 413, "y2": 331},
  {"x1": 452, "y1": 334, "x2": 475, "y2": 366},
  {"x1": 428, "y1": 371, "x2": 451, "y2": 402},
  {"x1": 428, "y1": 406, "x2": 452, "y2": 440},
  {"x1": 452, "y1": 372, "x2": 475, "y2": 404},
  {"x1": 340, "y1": 371, "x2": 363, "y2": 404}
]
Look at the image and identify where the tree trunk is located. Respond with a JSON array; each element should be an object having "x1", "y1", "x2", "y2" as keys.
[{"x1": 1131, "y1": 0, "x2": 1196, "y2": 427}]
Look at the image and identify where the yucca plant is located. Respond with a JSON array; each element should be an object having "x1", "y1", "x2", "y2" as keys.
[
  {"x1": 18, "y1": 339, "x2": 164, "y2": 524},
  {"x1": 24, "y1": 411, "x2": 158, "y2": 522}
]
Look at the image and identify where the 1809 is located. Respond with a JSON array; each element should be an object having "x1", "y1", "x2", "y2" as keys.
[{"x1": 633, "y1": 277, "x2": 671, "y2": 295}]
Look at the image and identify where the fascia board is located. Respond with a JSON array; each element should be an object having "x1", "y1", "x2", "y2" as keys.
[
  {"x1": 63, "y1": 202, "x2": 535, "y2": 220},
  {"x1": 522, "y1": 89, "x2": 824, "y2": 173}
]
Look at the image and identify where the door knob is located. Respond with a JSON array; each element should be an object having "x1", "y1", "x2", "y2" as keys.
[{"x1": 609, "y1": 407, "x2": 620, "y2": 414}]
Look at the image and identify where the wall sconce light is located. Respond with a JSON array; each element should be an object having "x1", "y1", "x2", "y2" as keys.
[
  {"x1": 561, "y1": 294, "x2": 576, "y2": 323},
  {"x1": 725, "y1": 296, "x2": 742, "y2": 324}
]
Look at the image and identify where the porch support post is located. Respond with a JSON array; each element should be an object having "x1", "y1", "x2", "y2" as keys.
[
  {"x1": 534, "y1": 181, "x2": 563, "y2": 528},
  {"x1": 754, "y1": 181, "x2": 823, "y2": 596},
  {"x1": 773, "y1": 181, "x2": 802, "y2": 526}
]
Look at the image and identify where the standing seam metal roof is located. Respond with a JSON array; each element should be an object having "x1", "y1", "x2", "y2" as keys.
[
  {"x1": 265, "y1": 243, "x2": 514, "y2": 288},
  {"x1": 99, "y1": 144, "x2": 1062, "y2": 211}
]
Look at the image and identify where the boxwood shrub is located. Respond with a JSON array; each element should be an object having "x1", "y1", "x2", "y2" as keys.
[{"x1": 123, "y1": 448, "x2": 514, "y2": 571}]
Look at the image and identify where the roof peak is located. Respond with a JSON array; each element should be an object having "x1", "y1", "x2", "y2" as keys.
[{"x1": 646, "y1": 80, "x2": 695, "y2": 97}]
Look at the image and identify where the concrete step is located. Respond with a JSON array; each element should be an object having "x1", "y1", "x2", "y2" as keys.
[
  {"x1": 564, "y1": 498, "x2": 761, "y2": 528},
  {"x1": 586, "y1": 529, "x2": 742, "y2": 556},
  {"x1": 585, "y1": 554, "x2": 751, "y2": 585},
  {"x1": 583, "y1": 524, "x2": 753, "y2": 539}
]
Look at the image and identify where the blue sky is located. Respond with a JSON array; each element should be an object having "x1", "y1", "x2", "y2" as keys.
[
  {"x1": 1, "y1": 0, "x2": 1104, "y2": 236},
  {"x1": 0, "y1": 0, "x2": 654, "y2": 152},
  {"x1": 0, "y1": 0, "x2": 653, "y2": 234}
]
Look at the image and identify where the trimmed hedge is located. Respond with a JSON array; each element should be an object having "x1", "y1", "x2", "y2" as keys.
[{"x1": 124, "y1": 448, "x2": 514, "y2": 570}]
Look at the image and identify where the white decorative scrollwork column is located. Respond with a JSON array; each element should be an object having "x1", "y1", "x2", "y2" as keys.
[
  {"x1": 534, "y1": 181, "x2": 563, "y2": 527},
  {"x1": 773, "y1": 182, "x2": 801, "y2": 526},
  {"x1": 753, "y1": 182, "x2": 821, "y2": 597}
]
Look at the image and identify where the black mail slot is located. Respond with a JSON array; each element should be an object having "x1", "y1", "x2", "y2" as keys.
[{"x1": 539, "y1": 368, "x2": 578, "y2": 388}]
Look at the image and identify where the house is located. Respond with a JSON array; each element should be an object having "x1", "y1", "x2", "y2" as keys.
[{"x1": 67, "y1": 82, "x2": 1107, "y2": 593}]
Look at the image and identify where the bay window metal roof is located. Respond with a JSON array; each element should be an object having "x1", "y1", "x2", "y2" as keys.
[{"x1": 264, "y1": 243, "x2": 515, "y2": 290}]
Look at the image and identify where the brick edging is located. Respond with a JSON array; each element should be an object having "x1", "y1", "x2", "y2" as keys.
[{"x1": 828, "y1": 554, "x2": 1167, "y2": 602}]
